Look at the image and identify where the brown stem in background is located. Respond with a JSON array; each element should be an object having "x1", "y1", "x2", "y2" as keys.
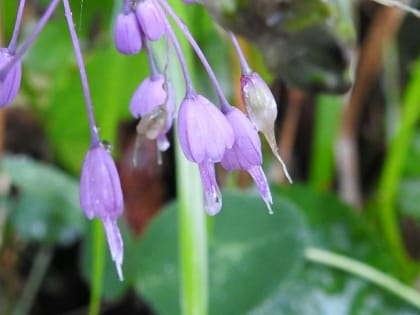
[{"x1": 337, "y1": 5, "x2": 405, "y2": 207}]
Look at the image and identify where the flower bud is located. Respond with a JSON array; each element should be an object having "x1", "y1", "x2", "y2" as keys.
[
  {"x1": 80, "y1": 144, "x2": 124, "y2": 280},
  {"x1": 114, "y1": 10, "x2": 143, "y2": 55},
  {"x1": 136, "y1": 0, "x2": 166, "y2": 41},
  {"x1": 241, "y1": 72, "x2": 292, "y2": 183},
  {"x1": 0, "y1": 48, "x2": 22, "y2": 107}
]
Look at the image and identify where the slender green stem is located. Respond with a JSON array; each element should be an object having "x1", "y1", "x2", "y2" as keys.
[
  {"x1": 12, "y1": 247, "x2": 53, "y2": 315},
  {"x1": 305, "y1": 247, "x2": 420, "y2": 310},
  {"x1": 176, "y1": 142, "x2": 208, "y2": 315},
  {"x1": 88, "y1": 219, "x2": 105, "y2": 315},
  {"x1": 377, "y1": 57, "x2": 420, "y2": 270}
]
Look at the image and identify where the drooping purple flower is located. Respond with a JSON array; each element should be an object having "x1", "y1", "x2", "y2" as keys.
[
  {"x1": 130, "y1": 74, "x2": 174, "y2": 151},
  {"x1": 114, "y1": 10, "x2": 143, "y2": 55},
  {"x1": 241, "y1": 71, "x2": 292, "y2": 183},
  {"x1": 178, "y1": 94, "x2": 234, "y2": 215},
  {"x1": 135, "y1": 0, "x2": 166, "y2": 41},
  {"x1": 80, "y1": 144, "x2": 124, "y2": 280},
  {"x1": 220, "y1": 107, "x2": 273, "y2": 213},
  {"x1": 0, "y1": 48, "x2": 22, "y2": 107}
]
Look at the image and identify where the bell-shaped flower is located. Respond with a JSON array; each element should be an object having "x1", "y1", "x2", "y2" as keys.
[
  {"x1": 241, "y1": 71, "x2": 292, "y2": 183},
  {"x1": 220, "y1": 107, "x2": 273, "y2": 213},
  {"x1": 0, "y1": 48, "x2": 22, "y2": 107},
  {"x1": 114, "y1": 10, "x2": 143, "y2": 55},
  {"x1": 129, "y1": 74, "x2": 174, "y2": 151},
  {"x1": 80, "y1": 143, "x2": 124, "y2": 280},
  {"x1": 178, "y1": 94, "x2": 234, "y2": 215},
  {"x1": 135, "y1": 0, "x2": 166, "y2": 41}
]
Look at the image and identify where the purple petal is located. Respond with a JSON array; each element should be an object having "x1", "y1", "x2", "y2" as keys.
[
  {"x1": 79, "y1": 145, "x2": 124, "y2": 221},
  {"x1": 114, "y1": 11, "x2": 142, "y2": 55},
  {"x1": 103, "y1": 219, "x2": 124, "y2": 281},
  {"x1": 178, "y1": 97, "x2": 206, "y2": 162},
  {"x1": 177, "y1": 95, "x2": 233, "y2": 163},
  {"x1": 198, "y1": 161, "x2": 222, "y2": 216},
  {"x1": 248, "y1": 165, "x2": 273, "y2": 214},
  {"x1": 0, "y1": 49, "x2": 22, "y2": 107},
  {"x1": 221, "y1": 107, "x2": 262, "y2": 171},
  {"x1": 136, "y1": 0, "x2": 166, "y2": 41}
]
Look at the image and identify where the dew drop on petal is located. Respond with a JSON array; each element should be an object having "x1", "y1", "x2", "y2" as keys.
[{"x1": 204, "y1": 184, "x2": 222, "y2": 216}]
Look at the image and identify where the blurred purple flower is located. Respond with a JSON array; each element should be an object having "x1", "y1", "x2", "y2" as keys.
[
  {"x1": 178, "y1": 94, "x2": 234, "y2": 215},
  {"x1": 80, "y1": 144, "x2": 124, "y2": 280},
  {"x1": 0, "y1": 48, "x2": 22, "y2": 107},
  {"x1": 136, "y1": 0, "x2": 166, "y2": 41},
  {"x1": 221, "y1": 107, "x2": 273, "y2": 213}
]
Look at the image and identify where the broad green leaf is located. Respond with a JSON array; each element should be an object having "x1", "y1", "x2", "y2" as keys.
[
  {"x1": 3, "y1": 155, "x2": 84, "y2": 245},
  {"x1": 134, "y1": 191, "x2": 308, "y2": 315}
]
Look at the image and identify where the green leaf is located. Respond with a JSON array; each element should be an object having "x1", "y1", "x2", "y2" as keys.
[
  {"x1": 3, "y1": 155, "x2": 84, "y2": 245},
  {"x1": 23, "y1": 20, "x2": 74, "y2": 73},
  {"x1": 134, "y1": 190, "x2": 308, "y2": 315}
]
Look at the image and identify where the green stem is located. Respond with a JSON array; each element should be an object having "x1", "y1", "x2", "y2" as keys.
[
  {"x1": 377, "y1": 57, "x2": 420, "y2": 269},
  {"x1": 305, "y1": 247, "x2": 420, "y2": 310},
  {"x1": 88, "y1": 219, "x2": 105, "y2": 315},
  {"x1": 309, "y1": 95, "x2": 342, "y2": 190},
  {"x1": 12, "y1": 247, "x2": 53, "y2": 315},
  {"x1": 176, "y1": 142, "x2": 208, "y2": 315},
  {"x1": 165, "y1": 1, "x2": 208, "y2": 313}
]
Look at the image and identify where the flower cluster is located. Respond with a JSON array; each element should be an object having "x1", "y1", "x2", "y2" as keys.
[{"x1": 0, "y1": 0, "x2": 291, "y2": 280}]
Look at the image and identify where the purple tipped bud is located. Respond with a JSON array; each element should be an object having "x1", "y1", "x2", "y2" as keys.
[
  {"x1": 136, "y1": 0, "x2": 166, "y2": 41},
  {"x1": 80, "y1": 144, "x2": 124, "y2": 280},
  {"x1": 114, "y1": 11, "x2": 143, "y2": 55},
  {"x1": 0, "y1": 48, "x2": 22, "y2": 107},
  {"x1": 241, "y1": 72, "x2": 292, "y2": 183},
  {"x1": 178, "y1": 94, "x2": 234, "y2": 215},
  {"x1": 220, "y1": 107, "x2": 273, "y2": 213},
  {"x1": 177, "y1": 94, "x2": 234, "y2": 163},
  {"x1": 130, "y1": 74, "x2": 174, "y2": 151}
]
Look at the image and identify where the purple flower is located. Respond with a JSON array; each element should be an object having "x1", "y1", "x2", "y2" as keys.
[
  {"x1": 136, "y1": 0, "x2": 166, "y2": 41},
  {"x1": 178, "y1": 94, "x2": 234, "y2": 215},
  {"x1": 0, "y1": 48, "x2": 22, "y2": 107},
  {"x1": 241, "y1": 71, "x2": 292, "y2": 183},
  {"x1": 80, "y1": 144, "x2": 124, "y2": 280},
  {"x1": 220, "y1": 107, "x2": 273, "y2": 213},
  {"x1": 130, "y1": 74, "x2": 174, "y2": 151},
  {"x1": 114, "y1": 10, "x2": 143, "y2": 55}
]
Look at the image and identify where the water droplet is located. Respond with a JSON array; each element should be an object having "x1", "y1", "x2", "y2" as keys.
[{"x1": 101, "y1": 140, "x2": 113, "y2": 153}]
